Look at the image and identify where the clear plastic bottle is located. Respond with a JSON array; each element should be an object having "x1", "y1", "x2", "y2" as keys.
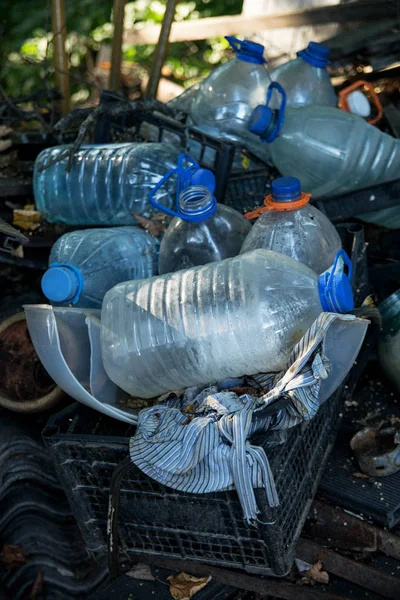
[
  {"x1": 379, "y1": 290, "x2": 400, "y2": 391},
  {"x1": 240, "y1": 177, "x2": 341, "y2": 274},
  {"x1": 149, "y1": 166, "x2": 251, "y2": 274},
  {"x1": 270, "y1": 42, "x2": 337, "y2": 109},
  {"x1": 41, "y1": 227, "x2": 159, "y2": 309},
  {"x1": 33, "y1": 143, "x2": 182, "y2": 225},
  {"x1": 101, "y1": 248, "x2": 354, "y2": 398},
  {"x1": 249, "y1": 99, "x2": 400, "y2": 199},
  {"x1": 189, "y1": 36, "x2": 272, "y2": 163}
]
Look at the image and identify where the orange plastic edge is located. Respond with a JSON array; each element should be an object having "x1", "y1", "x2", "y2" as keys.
[{"x1": 244, "y1": 192, "x2": 311, "y2": 220}]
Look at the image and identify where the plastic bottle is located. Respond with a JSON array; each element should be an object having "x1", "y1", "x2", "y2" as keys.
[
  {"x1": 270, "y1": 41, "x2": 337, "y2": 109},
  {"x1": 379, "y1": 290, "x2": 400, "y2": 391},
  {"x1": 248, "y1": 89, "x2": 400, "y2": 199},
  {"x1": 33, "y1": 144, "x2": 208, "y2": 226},
  {"x1": 101, "y1": 248, "x2": 354, "y2": 398},
  {"x1": 189, "y1": 36, "x2": 272, "y2": 163},
  {"x1": 149, "y1": 166, "x2": 251, "y2": 274},
  {"x1": 41, "y1": 227, "x2": 160, "y2": 309},
  {"x1": 240, "y1": 177, "x2": 341, "y2": 274}
]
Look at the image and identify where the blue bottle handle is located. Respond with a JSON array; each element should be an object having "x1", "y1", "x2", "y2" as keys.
[
  {"x1": 226, "y1": 36, "x2": 243, "y2": 53},
  {"x1": 265, "y1": 82, "x2": 286, "y2": 142},
  {"x1": 326, "y1": 249, "x2": 353, "y2": 288}
]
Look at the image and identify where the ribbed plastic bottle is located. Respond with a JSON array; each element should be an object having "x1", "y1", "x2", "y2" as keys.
[
  {"x1": 270, "y1": 41, "x2": 337, "y2": 109},
  {"x1": 189, "y1": 36, "x2": 272, "y2": 163},
  {"x1": 378, "y1": 290, "x2": 400, "y2": 391},
  {"x1": 248, "y1": 90, "x2": 400, "y2": 199},
  {"x1": 240, "y1": 177, "x2": 341, "y2": 274},
  {"x1": 149, "y1": 166, "x2": 251, "y2": 274},
  {"x1": 101, "y1": 248, "x2": 354, "y2": 398},
  {"x1": 41, "y1": 227, "x2": 159, "y2": 309},
  {"x1": 34, "y1": 143, "x2": 185, "y2": 225}
]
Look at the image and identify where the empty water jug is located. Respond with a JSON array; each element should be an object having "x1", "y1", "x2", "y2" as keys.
[
  {"x1": 34, "y1": 144, "x2": 209, "y2": 225},
  {"x1": 379, "y1": 290, "x2": 400, "y2": 391},
  {"x1": 240, "y1": 177, "x2": 341, "y2": 274},
  {"x1": 270, "y1": 41, "x2": 337, "y2": 109},
  {"x1": 41, "y1": 227, "x2": 159, "y2": 308},
  {"x1": 149, "y1": 166, "x2": 251, "y2": 274},
  {"x1": 101, "y1": 248, "x2": 354, "y2": 398},
  {"x1": 249, "y1": 88, "x2": 400, "y2": 199}
]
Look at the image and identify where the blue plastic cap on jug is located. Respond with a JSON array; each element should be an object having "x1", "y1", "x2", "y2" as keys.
[
  {"x1": 318, "y1": 250, "x2": 354, "y2": 314},
  {"x1": 297, "y1": 42, "x2": 330, "y2": 68},
  {"x1": 271, "y1": 177, "x2": 301, "y2": 201},
  {"x1": 225, "y1": 36, "x2": 266, "y2": 64},
  {"x1": 41, "y1": 263, "x2": 84, "y2": 304},
  {"x1": 191, "y1": 168, "x2": 216, "y2": 195}
]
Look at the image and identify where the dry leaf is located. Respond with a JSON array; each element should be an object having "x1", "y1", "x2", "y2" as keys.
[
  {"x1": 0, "y1": 544, "x2": 27, "y2": 570},
  {"x1": 13, "y1": 209, "x2": 41, "y2": 231},
  {"x1": 168, "y1": 572, "x2": 211, "y2": 600},
  {"x1": 304, "y1": 561, "x2": 329, "y2": 585},
  {"x1": 126, "y1": 562, "x2": 155, "y2": 581},
  {"x1": 132, "y1": 213, "x2": 167, "y2": 237},
  {"x1": 353, "y1": 472, "x2": 370, "y2": 479},
  {"x1": 31, "y1": 570, "x2": 44, "y2": 599}
]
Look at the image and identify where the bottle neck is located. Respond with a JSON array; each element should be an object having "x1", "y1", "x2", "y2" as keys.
[{"x1": 179, "y1": 186, "x2": 215, "y2": 218}]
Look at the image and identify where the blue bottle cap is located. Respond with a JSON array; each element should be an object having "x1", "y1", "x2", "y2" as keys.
[
  {"x1": 318, "y1": 250, "x2": 354, "y2": 314},
  {"x1": 297, "y1": 41, "x2": 330, "y2": 68},
  {"x1": 41, "y1": 263, "x2": 84, "y2": 304},
  {"x1": 226, "y1": 36, "x2": 266, "y2": 65},
  {"x1": 248, "y1": 105, "x2": 274, "y2": 137},
  {"x1": 191, "y1": 168, "x2": 216, "y2": 195},
  {"x1": 271, "y1": 177, "x2": 301, "y2": 202}
]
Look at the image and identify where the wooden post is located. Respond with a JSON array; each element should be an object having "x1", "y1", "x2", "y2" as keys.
[
  {"x1": 145, "y1": 0, "x2": 178, "y2": 99},
  {"x1": 51, "y1": 0, "x2": 70, "y2": 116},
  {"x1": 109, "y1": 0, "x2": 127, "y2": 91}
]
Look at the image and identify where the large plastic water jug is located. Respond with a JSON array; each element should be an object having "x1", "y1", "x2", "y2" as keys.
[
  {"x1": 33, "y1": 144, "x2": 210, "y2": 225},
  {"x1": 379, "y1": 290, "x2": 400, "y2": 391},
  {"x1": 270, "y1": 42, "x2": 337, "y2": 109},
  {"x1": 41, "y1": 227, "x2": 159, "y2": 308},
  {"x1": 149, "y1": 166, "x2": 251, "y2": 274},
  {"x1": 240, "y1": 177, "x2": 341, "y2": 274},
  {"x1": 249, "y1": 91, "x2": 400, "y2": 199},
  {"x1": 101, "y1": 248, "x2": 354, "y2": 398}
]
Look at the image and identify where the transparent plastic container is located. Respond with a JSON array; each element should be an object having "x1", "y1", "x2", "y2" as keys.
[
  {"x1": 41, "y1": 227, "x2": 160, "y2": 309},
  {"x1": 249, "y1": 100, "x2": 400, "y2": 199},
  {"x1": 240, "y1": 177, "x2": 341, "y2": 274},
  {"x1": 101, "y1": 248, "x2": 354, "y2": 398},
  {"x1": 34, "y1": 143, "x2": 181, "y2": 225},
  {"x1": 270, "y1": 42, "x2": 337, "y2": 109},
  {"x1": 189, "y1": 36, "x2": 272, "y2": 163},
  {"x1": 379, "y1": 290, "x2": 400, "y2": 391},
  {"x1": 149, "y1": 166, "x2": 251, "y2": 274}
]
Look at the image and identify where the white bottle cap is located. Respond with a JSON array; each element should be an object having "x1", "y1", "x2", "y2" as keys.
[{"x1": 347, "y1": 90, "x2": 371, "y2": 118}]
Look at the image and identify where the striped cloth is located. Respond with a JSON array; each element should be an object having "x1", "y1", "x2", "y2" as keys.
[{"x1": 130, "y1": 313, "x2": 357, "y2": 523}]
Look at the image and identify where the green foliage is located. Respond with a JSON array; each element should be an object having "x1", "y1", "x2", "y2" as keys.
[{"x1": 1, "y1": 0, "x2": 243, "y2": 102}]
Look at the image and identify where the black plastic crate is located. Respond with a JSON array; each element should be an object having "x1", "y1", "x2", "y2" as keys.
[{"x1": 43, "y1": 389, "x2": 343, "y2": 577}]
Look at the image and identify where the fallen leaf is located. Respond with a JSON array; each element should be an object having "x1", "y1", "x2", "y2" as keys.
[
  {"x1": 13, "y1": 209, "x2": 41, "y2": 231},
  {"x1": 132, "y1": 213, "x2": 167, "y2": 237},
  {"x1": 168, "y1": 572, "x2": 211, "y2": 600},
  {"x1": 126, "y1": 562, "x2": 155, "y2": 581},
  {"x1": 303, "y1": 561, "x2": 329, "y2": 585},
  {"x1": 31, "y1": 570, "x2": 44, "y2": 599},
  {"x1": 353, "y1": 472, "x2": 370, "y2": 479},
  {"x1": 0, "y1": 544, "x2": 27, "y2": 570}
]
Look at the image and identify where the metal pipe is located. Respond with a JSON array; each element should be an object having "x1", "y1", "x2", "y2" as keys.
[
  {"x1": 51, "y1": 0, "x2": 70, "y2": 116},
  {"x1": 145, "y1": 0, "x2": 178, "y2": 99},
  {"x1": 109, "y1": 0, "x2": 127, "y2": 91}
]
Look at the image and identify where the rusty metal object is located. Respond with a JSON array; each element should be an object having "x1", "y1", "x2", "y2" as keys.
[
  {"x1": 109, "y1": 0, "x2": 127, "y2": 91},
  {"x1": 297, "y1": 538, "x2": 400, "y2": 600},
  {"x1": 51, "y1": 0, "x2": 70, "y2": 116},
  {"x1": 0, "y1": 312, "x2": 64, "y2": 413},
  {"x1": 305, "y1": 500, "x2": 400, "y2": 559},
  {"x1": 145, "y1": 0, "x2": 178, "y2": 99},
  {"x1": 351, "y1": 426, "x2": 400, "y2": 477}
]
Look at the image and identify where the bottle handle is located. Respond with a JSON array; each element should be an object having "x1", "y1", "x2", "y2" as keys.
[
  {"x1": 265, "y1": 82, "x2": 287, "y2": 142},
  {"x1": 226, "y1": 36, "x2": 242, "y2": 53},
  {"x1": 338, "y1": 80, "x2": 383, "y2": 125},
  {"x1": 149, "y1": 167, "x2": 190, "y2": 219},
  {"x1": 326, "y1": 249, "x2": 353, "y2": 290}
]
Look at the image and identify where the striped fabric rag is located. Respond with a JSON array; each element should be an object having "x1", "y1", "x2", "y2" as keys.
[{"x1": 130, "y1": 313, "x2": 357, "y2": 523}]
